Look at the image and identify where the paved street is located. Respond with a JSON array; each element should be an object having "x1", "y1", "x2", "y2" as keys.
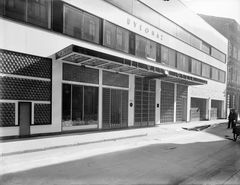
[{"x1": 1, "y1": 122, "x2": 240, "y2": 185}]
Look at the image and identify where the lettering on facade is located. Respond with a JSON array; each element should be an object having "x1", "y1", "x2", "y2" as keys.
[{"x1": 127, "y1": 18, "x2": 163, "y2": 41}]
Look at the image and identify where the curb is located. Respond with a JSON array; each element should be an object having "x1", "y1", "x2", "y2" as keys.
[{"x1": 1, "y1": 133, "x2": 147, "y2": 157}]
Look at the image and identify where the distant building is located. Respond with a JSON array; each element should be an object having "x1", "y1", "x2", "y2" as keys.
[
  {"x1": 0, "y1": 0, "x2": 227, "y2": 137},
  {"x1": 200, "y1": 14, "x2": 240, "y2": 116}
]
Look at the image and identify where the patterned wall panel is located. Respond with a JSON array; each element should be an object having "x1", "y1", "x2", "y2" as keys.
[
  {"x1": 0, "y1": 50, "x2": 52, "y2": 79},
  {"x1": 0, "y1": 103, "x2": 15, "y2": 127},
  {"x1": 160, "y1": 81, "x2": 174, "y2": 123},
  {"x1": 34, "y1": 104, "x2": 51, "y2": 125},
  {"x1": 63, "y1": 63, "x2": 99, "y2": 84},
  {"x1": 0, "y1": 77, "x2": 51, "y2": 101},
  {"x1": 176, "y1": 84, "x2": 188, "y2": 122}
]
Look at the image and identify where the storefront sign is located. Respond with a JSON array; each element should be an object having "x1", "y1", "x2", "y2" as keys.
[{"x1": 126, "y1": 17, "x2": 163, "y2": 42}]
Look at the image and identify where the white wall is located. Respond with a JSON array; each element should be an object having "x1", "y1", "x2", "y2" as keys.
[{"x1": 140, "y1": 0, "x2": 228, "y2": 53}]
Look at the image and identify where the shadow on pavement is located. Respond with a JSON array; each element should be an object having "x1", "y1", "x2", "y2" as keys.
[{"x1": 2, "y1": 138, "x2": 240, "y2": 185}]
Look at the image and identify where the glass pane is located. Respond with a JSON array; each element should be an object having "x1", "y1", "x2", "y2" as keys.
[
  {"x1": 211, "y1": 47, "x2": 225, "y2": 62},
  {"x1": 102, "y1": 88, "x2": 110, "y2": 128},
  {"x1": 82, "y1": 12, "x2": 100, "y2": 43},
  {"x1": 62, "y1": 84, "x2": 71, "y2": 121},
  {"x1": 84, "y1": 86, "x2": 98, "y2": 124},
  {"x1": 191, "y1": 59, "x2": 201, "y2": 75},
  {"x1": 72, "y1": 85, "x2": 83, "y2": 125},
  {"x1": 64, "y1": 5, "x2": 83, "y2": 39},
  {"x1": 177, "y1": 53, "x2": 189, "y2": 72},
  {"x1": 161, "y1": 45, "x2": 169, "y2": 65},
  {"x1": 168, "y1": 48, "x2": 176, "y2": 68},
  {"x1": 190, "y1": 35, "x2": 201, "y2": 49},
  {"x1": 0, "y1": 0, "x2": 4, "y2": 15},
  {"x1": 111, "y1": 89, "x2": 121, "y2": 125},
  {"x1": 177, "y1": 53, "x2": 183, "y2": 70},
  {"x1": 5, "y1": 0, "x2": 26, "y2": 21},
  {"x1": 27, "y1": 0, "x2": 51, "y2": 28},
  {"x1": 211, "y1": 67, "x2": 219, "y2": 81},
  {"x1": 202, "y1": 63, "x2": 210, "y2": 78},
  {"x1": 146, "y1": 40, "x2": 156, "y2": 61},
  {"x1": 103, "y1": 21, "x2": 116, "y2": 49},
  {"x1": 116, "y1": 27, "x2": 129, "y2": 53},
  {"x1": 202, "y1": 42, "x2": 210, "y2": 54},
  {"x1": 135, "y1": 35, "x2": 147, "y2": 58}
]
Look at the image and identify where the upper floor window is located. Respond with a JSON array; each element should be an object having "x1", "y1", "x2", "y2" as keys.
[
  {"x1": 64, "y1": 5, "x2": 83, "y2": 39},
  {"x1": 116, "y1": 27, "x2": 129, "y2": 53},
  {"x1": 64, "y1": 5, "x2": 100, "y2": 44},
  {"x1": 161, "y1": 45, "x2": 176, "y2": 68},
  {"x1": 177, "y1": 53, "x2": 190, "y2": 72},
  {"x1": 5, "y1": 0, "x2": 26, "y2": 21},
  {"x1": 211, "y1": 67, "x2": 219, "y2": 81},
  {"x1": 27, "y1": 0, "x2": 51, "y2": 28},
  {"x1": 3, "y1": 0, "x2": 51, "y2": 28},
  {"x1": 201, "y1": 42, "x2": 210, "y2": 54},
  {"x1": 103, "y1": 20, "x2": 129, "y2": 53},
  {"x1": 211, "y1": 47, "x2": 226, "y2": 63},
  {"x1": 219, "y1": 70, "x2": 225, "y2": 83},
  {"x1": 190, "y1": 35, "x2": 201, "y2": 50},
  {"x1": 82, "y1": 12, "x2": 100, "y2": 43},
  {"x1": 0, "y1": 0, "x2": 4, "y2": 15},
  {"x1": 191, "y1": 59, "x2": 201, "y2": 76},
  {"x1": 135, "y1": 35, "x2": 156, "y2": 61},
  {"x1": 202, "y1": 63, "x2": 210, "y2": 78}
]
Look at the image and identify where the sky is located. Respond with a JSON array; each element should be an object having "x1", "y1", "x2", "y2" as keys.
[{"x1": 181, "y1": 0, "x2": 240, "y2": 24}]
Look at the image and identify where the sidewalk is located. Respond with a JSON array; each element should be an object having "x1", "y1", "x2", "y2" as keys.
[{"x1": 0, "y1": 119, "x2": 227, "y2": 156}]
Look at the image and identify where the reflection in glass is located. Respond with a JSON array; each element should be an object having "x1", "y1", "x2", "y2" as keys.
[
  {"x1": 62, "y1": 84, "x2": 71, "y2": 122},
  {"x1": 64, "y1": 5, "x2": 83, "y2": 39},
  {"x1": 27, "y1": 0, "x2": 51, "y2": 28},
  {"x1": 84, "y1": 86, "x2": 98, "y2": 124}
]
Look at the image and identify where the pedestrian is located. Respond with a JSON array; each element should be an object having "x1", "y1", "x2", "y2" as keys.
[{"x1": 228, "y1": 109, "x2": 237, "y2": 128}]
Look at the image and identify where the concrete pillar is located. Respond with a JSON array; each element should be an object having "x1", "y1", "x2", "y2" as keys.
[
  {"x1": 51, "y1": 60, "x2": 62, "y2": 132},
  {"x1": 98, "y1": 69, "x2": 103, "y2": 129},
  {"x1": 155, "y1": 79, "x2": 161, "y2": 125},
  {"x1": 187, "y1": 86, "x2": 191, "y2": 122},
  {"x1": 173, "y1": 83, "x2": 177, "y2": 123},
  {"x1": 128, "y1": 74, "x2": 135, "y2": 127},
  {"x1": 206, "y1": 98, "x2": 211, "y2": 120}
]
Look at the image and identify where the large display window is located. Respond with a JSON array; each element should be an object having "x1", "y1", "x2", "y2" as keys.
[{"x1": 62, "y1": 84, "x2": 98, "y2": 127}]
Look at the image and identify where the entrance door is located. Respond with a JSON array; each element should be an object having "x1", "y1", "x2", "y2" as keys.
[{"x1": 19, "y1": 102, "x2": 31, "y2": 137}]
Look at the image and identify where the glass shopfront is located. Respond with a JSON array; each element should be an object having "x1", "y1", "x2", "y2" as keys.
[{"x1": 62, "y1": 84, "x2": 98, "y2": 127}]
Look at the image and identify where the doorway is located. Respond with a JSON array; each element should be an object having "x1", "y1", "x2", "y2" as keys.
[{"x1": 19, "y1": 102, "x2": 31, "y2": 137}]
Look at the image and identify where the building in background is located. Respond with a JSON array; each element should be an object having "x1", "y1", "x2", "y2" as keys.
[
  {"x1": 200, "y1": 14, "x2": 240, "y2": 116},
  {"x1": 0, "y1": 0, "x2": 227, "y2": 137}
]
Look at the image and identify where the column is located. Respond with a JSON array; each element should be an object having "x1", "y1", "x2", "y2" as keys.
[
  {"x1": 206, "y1": 98, "x2": 211, "y2": 120},
  {"x1": 187, "y1": 86, "x2": 191, "y2": 122},
  {"x1": 173, "y1": 83, "x2": 177, "y2": 123},
  {"x1": 98, "y1": 69, "x2": 103, "y2": 129},
  {"x1": 51, "y1": 59, "x2": 62, "y2": 132},
  {"x1": 155, "y1": 79, "x2": 161, "y2": 125},
  {"x1": 128, "y1": 74, "x2": 135, "y2": 127}
]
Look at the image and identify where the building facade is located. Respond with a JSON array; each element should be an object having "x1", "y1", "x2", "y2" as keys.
[
  {"x1": 0, "y1": 0, "x2": 227, "y2": 137},
  {"x1": 200, "y1": 15, "x2": 240, "y2": 117}
]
